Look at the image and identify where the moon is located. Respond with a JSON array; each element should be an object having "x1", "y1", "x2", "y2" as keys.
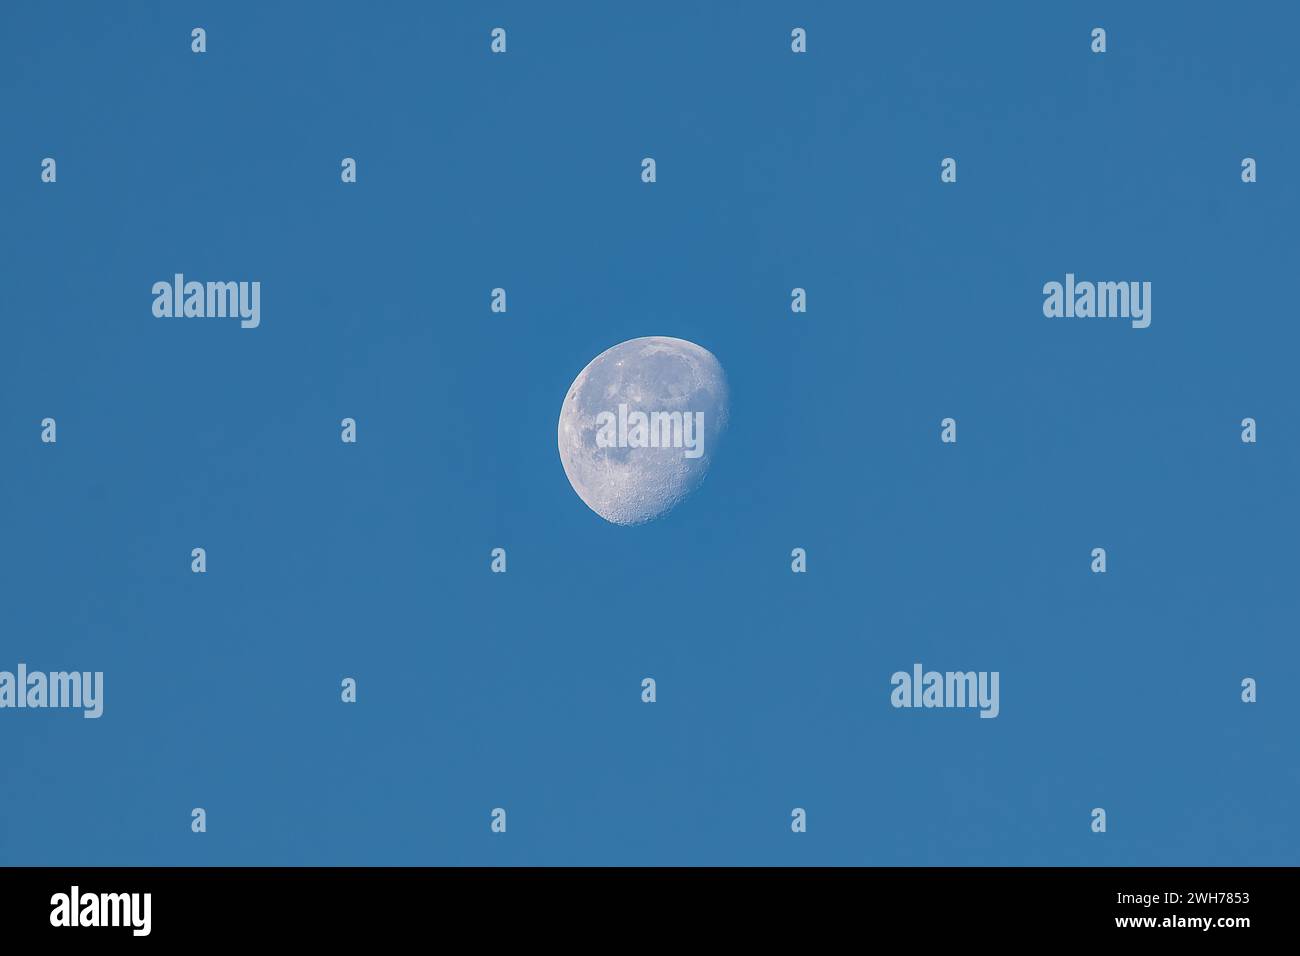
[{"x1": 557, "y1": 336, "x2": 730, "y2": 525}]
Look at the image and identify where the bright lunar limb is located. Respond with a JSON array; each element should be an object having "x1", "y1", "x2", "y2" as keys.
[{"x1": 557, "y1": 336, "x2": 730, "y2": 525}]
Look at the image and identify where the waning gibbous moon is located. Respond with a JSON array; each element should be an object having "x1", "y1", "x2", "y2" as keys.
[{"x1": 557, "y1": 336, "x2": 730, "y2": 525}]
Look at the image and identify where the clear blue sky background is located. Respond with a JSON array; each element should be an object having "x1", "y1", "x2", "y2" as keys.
[{"x1": 2, "y1": 1, "x2": 1297, "y2": 865}]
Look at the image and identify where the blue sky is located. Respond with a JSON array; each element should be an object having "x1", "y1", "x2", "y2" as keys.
[{"x1": 1, "y1": 1, "x2": 1297, "y2": 865}]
